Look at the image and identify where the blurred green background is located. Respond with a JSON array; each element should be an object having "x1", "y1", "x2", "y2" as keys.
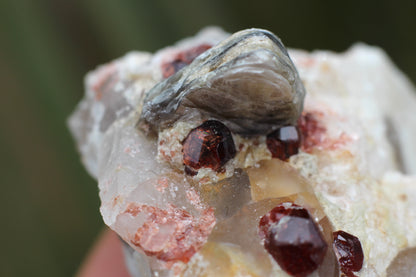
[{"x1": 0, "y1": 0, "x2": 415, "y2": 276}]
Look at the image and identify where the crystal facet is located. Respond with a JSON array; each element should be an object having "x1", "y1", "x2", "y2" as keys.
[
  {"x1": 259, "y1": 203, "x2": 328, "y2": 277},
  {"x1": 267, "y1": 126, "x2": 301, "y2": 160},
  {"x1": 333, "y1": 230, "x2": 364, "y2": 276},
  {"x1": 182, "y1": 120, "x2": 236, "y2": 174}
]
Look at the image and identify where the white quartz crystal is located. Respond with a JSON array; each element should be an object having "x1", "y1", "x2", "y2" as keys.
[{"x1": 69, "y1": 28, "x2": 416, "y2": 276}]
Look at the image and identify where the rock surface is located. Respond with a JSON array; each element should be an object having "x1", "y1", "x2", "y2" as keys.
[{"x1": 69, "y1": 27, "x2": 416, "y2": 276}]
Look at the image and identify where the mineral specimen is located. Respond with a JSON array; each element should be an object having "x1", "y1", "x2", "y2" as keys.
[
  {"x1": 266, "y1": 126, "x2": 301, "y2": 160},
  {"x1": 182, "y1": 120, "x2": 236, "y2": 175},
  {"x1": 161, "y1": 44, "x2": 212, "y2": 78},
  {"x1": 68, "y1": 27, "x2": 416, "y2": 276},
  {"x1": 259, "y1": 203, "x2": 328, "y2": 277},
  {"x1": 138, "y1": 29, "x2": 306, "y2": 135},
  {"x1": 332, "y1": 230, "x2": 364, "y2": 277}
]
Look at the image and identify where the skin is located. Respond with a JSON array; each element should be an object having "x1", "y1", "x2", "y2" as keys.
[{"x1": 77, "y1": 229, "x2": 131, "y2": 277}]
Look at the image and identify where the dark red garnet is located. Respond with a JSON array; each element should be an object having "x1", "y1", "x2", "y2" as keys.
[
  {"x1": 162, "y1": 44, "x2": 212, "y2": 78},
  {"x1": 266, "y1": 126, "x2": 300, "y2": 160},
  {"x1": 259, "y1": 203, "x2": 328, "y2": 277},
  {"x1": 333, "y1": 230, "x2": 364, "y2": 277},
  {"x1": 182, "y1": 120, "x2": 236, "y2": 175}
]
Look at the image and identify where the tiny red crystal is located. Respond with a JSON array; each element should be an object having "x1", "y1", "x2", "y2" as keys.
[
  {"x1": 333, "y1": 230, "x2": 364, "y2": 277},
  {"x1": 182, "y1": 120, "x2": 236, "y2": 175},
  {"x1": 259, "y1": 202, "x2": 328, "y2": 277},
  {"x1": 266, "y1": 126, "x2": 300, "y2": 160}
]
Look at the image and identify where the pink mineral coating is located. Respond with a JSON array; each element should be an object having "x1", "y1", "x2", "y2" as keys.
[
  {"x1": 125, "y1": 203, "x2": 216, "y2": 263},
  {"x1": 298, "y1": 112, "x2": 327, "y2": 152},
  {"x1": 185, "y1": 188, "x2": 205, "y2": 210},
  {"x1": 91, "y1": 63, "x2": 117, "y2": 101},
  {"x1": 154, "y1": 177, "x2": 169, "y2": 193},
  {"x1": 298, "y1": 111, "x2": 352, "y2": 152}
]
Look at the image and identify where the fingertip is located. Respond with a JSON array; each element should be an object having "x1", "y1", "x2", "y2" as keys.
[{"x1": 77, "y1": 228, "x2": 130, "y2": 277}]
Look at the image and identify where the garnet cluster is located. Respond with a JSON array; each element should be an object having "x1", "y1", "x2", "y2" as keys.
[
  {"x1": 259, "y1": 203, "x2": 328, "y2": 277},
  {"x1": 182, "y1": 120, "x2": 236, "y2": 175}
]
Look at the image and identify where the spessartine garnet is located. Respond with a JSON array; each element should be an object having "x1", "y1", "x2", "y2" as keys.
[
  {"x1": 333, "y1": 230, "x2": 364, "y2": 277},
  {"x1": 266, "y1": 126, "x2": 300, "y2": 160},
  {"x1": 258, "y1": 202, "x2": 328, "y2": 277},
  {"x1": 182, "y1": 120, "x2": 236, "y2": 175}
]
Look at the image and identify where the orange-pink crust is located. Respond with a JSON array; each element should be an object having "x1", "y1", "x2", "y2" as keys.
[{"x1": 125, "y1": 203, "x2": 216, "y2": 263}]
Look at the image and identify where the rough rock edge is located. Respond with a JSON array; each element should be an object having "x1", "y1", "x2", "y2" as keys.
[{"x1": 68, "y1": 28, "x2": 416, "y2": 276}]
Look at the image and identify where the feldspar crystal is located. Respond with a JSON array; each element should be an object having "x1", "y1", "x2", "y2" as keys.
[{"x1": 68, "y1": 27, "x2": 416, "y2": 276}]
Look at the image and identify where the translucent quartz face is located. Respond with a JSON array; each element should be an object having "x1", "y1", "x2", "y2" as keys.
[
  {"x1": 386, "y1": 247, "x2": 416, "y2": 276},
  {"x1": 69, "y1": 27, "x2": 416, "y2": 277}
]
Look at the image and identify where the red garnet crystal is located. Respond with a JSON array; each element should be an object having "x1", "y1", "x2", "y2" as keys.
[
  {"x1": 333, "y1": 230, "x2": 364, "y2": 277},
  {"x1": 258, "y1": 202, "x2": 328, "y2": 277},
  {"x1": 182, "y1": 120, "x2": 236, "y2": 175},
  {"x1": 266, "y1": 126, "x2": 300, "y2": 160}
]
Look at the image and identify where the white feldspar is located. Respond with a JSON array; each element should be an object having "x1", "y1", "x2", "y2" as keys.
[{"x1": 69, "y1": 28, "x2": 416, "y2": 277}]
